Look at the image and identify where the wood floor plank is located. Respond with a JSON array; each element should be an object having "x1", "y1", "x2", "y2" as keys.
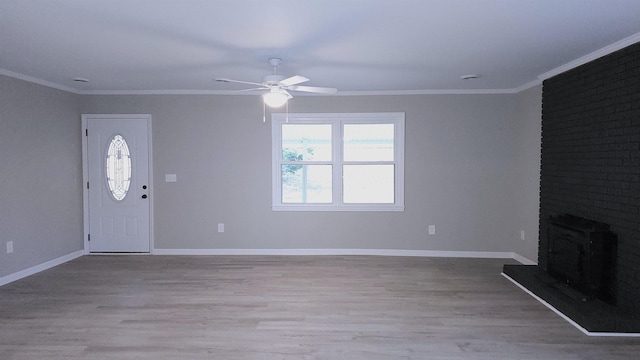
[{"x1": 1, "y1": 255, "x2": 639, "y2": 359}]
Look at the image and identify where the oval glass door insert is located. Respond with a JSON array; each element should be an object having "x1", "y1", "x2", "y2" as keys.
[{"x1": 105, "y1": 134, "x2": 132, "y2": 201}]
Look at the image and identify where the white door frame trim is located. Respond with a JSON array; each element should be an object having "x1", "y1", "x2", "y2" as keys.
[{"x1": 81, "y1": 114, "x2": 154, "y2": 254}]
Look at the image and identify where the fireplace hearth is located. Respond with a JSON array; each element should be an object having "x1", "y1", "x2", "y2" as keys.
[{"x1": 503, "y1": 215, "x2": 640, "y2": 334}]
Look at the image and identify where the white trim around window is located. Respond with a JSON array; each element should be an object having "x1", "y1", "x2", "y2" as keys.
[{"x1": 272, "y1": 112, "x2": 405, "y2": 211}]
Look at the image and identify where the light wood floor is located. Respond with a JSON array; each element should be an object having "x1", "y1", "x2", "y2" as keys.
[{"x1": 1, "y1": 255, "x2": 639, "y2": 359}]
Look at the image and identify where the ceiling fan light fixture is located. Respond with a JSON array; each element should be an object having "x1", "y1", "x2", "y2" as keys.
[
  {"x1": 263, "y1": 89, "x2": 291, "y2": 108},
  {"x1": 217, "y1": 58, "x2": 336, "y2": 113}
]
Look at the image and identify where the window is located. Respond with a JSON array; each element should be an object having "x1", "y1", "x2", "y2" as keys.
[
  {"x1": 272, "y1": 113, "x2": 405, "y2": 211},
  {"x1": 105, "y1": 134, "x2": 132, "y2": 201}
]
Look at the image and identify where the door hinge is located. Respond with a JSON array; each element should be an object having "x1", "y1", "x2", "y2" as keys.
[
  {"x1": 85, "y1": 129, "x2": 88, "y2": 136},
  {"x1": 88, "y1": 234, "x2": 91, "y2": 241},
  {"x1": 87, "y1": 181, "x2": 89, "y2": 189}
]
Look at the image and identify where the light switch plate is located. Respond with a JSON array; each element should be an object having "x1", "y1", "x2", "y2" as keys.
[
  {"x1": 165, "y1": 174, "x2": 177, "y2": 182},
  {"x1": 7, "y1": 241, "x2": 14, "y2": 254}
]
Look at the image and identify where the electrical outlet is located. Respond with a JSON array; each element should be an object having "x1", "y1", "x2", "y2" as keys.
[
  {"x1": 6, "y1": 241, "x2": 14, "y2": 254},
  {"x1": 428, "y1": 225, "x2": 436, "y2": 235},
  {"x1": 218, "y1": 223, "x2": 225, "y2": 233},
  {"x1": 520, "y1": 230, "x2": 525, "y2": 241}
]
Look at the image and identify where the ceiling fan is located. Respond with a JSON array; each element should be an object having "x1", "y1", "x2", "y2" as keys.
[{"x1": 215, "y1": 58, "x2": 338, "y2": 108}]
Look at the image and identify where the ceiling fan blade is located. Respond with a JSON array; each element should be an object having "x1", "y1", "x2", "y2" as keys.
[
  {"x1": 215, "y1": 78, "x2": 265, "y2": 87},
  {"x1": 235, "y1": 87, "x2": 268, "y2": 93},
  {"x1": 288, "y1": 85, "x2": 338, "y2": 94},
  {"x1": 279, "y1": 75, "x2": 309, "y2": 86}
]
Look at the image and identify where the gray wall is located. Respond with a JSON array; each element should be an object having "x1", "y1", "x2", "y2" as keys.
[
  {"x1": 512, "y1": 85, "x2": 543, "y2": 262},
  {"x1": 0, "y1": 75, "x2": 83, "y2": 278},
  {"x1": 81, "y1": 91, "x2": 541, "y2": 258},
  {"x1": 0, "y1": 73, "x2": 541, "y2": 281}
]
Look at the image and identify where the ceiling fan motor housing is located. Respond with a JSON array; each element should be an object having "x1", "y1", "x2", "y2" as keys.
[{"x1": 262, "y1": 74, "x2": 285, "y2": 85}]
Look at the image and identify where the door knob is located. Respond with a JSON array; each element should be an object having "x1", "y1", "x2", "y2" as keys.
[{"x1": 141, "y1": 194, "x2": 148, "y2": 199}]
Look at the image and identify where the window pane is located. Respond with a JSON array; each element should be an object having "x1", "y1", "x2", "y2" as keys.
[
  {"x1": 343, "y1": 124, "x2": 394, "y2": 161},
  {"x1": 282, "y1": 124, "x2": 331, "y2": 162},
  {"x1": 282, "y1": 165, "x2": 332, "y2": 203},
  {"x1": 105, "y1": 134, "x2": 132, "y2": 201},
  {"x1": 343, "y1": 165, "x2": 394, "y2": 203}
]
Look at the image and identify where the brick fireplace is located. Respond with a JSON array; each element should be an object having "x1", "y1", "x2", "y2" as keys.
[
  {"x1": 503, "y1": 41, "x2": 640, "y2": 334},
  {"x1": 539, "y1": 41, "x2": 640, "y2": 315}
]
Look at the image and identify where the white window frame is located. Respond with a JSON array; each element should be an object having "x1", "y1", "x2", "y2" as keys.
[{"x1": 272, "y1": 112, "x2": 405, "y2": 211}]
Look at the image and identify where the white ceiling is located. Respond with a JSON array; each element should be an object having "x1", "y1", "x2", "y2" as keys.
[{"x1": 2, "y1": 0, "x2": 640, "y2": 94}]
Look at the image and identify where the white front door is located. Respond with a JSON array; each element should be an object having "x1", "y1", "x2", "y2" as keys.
[{"x1": 83, "y1": 114, "x2": 151, "y2": 253}]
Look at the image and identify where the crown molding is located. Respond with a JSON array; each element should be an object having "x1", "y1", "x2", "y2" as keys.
[
  {"x1": 0, "y1": 68, "x2": 534, "y2": 96},
  {"x1": 334, "y1": 88, "x2": 519, "y2": 95},
  {"x1": 512, "y1": 79, "x2": 542, "y2": 93},
  {"x1": 0, "y1": 69, "x2": 81, "y2": 94},
  {"x1": 79, "y1": 88, "x2": 520, "y2": 96},
  {"x1": 538, "y1": 31, "x2": 640, "y2": 81},
  {"x1": 79, "y1": 89, "x2": 248, "y2": 95}
]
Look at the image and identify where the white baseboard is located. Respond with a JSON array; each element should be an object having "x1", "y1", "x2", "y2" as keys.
[
  {"x1": 512, "y1": 253, "x2": 537, "y2": 265},
  {"x1": 153, "y1": 248, "x2": 524, "y2": 259},
  {"x1": 0, "y1": 250, "x2": 83, "y2": 287}
]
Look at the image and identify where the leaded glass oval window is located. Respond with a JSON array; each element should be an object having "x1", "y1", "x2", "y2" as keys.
[{"x1": 105, "y1": 134, "x2": 132, "y2": 201}]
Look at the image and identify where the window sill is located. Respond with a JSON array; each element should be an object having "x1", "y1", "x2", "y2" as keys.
[{"x1": 272, "y1": 204, "x2": 405, "y2": 212}]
